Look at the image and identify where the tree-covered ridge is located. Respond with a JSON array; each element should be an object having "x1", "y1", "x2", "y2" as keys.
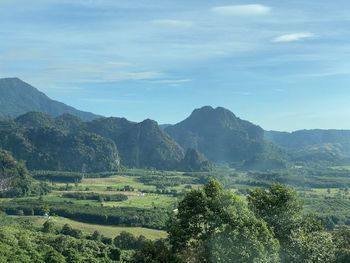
[
  {"x1": 0, "y1": 149, "x2": 32, "y2": 197},
  {"x1": 0, "y1": 112, "x2": 212, "y2": 172},
  {"x1": 115, "y1": 119, "x2": 184, "y2": 170},
  {"x1": 265, "y1": 130, "x2": 350, "y2": 164},
  {"x1": 0, "y1": 112, "x2": 120, "y2": 172},
  {"x1": 84, "y1": 117, "x2": 212, "y2": 171},
  {"x1": 179, "y1": 148, "x2": 212, "y2": 172},
  {"x1": 0, "y1": 77, "x2": 99, "y2": 121},
  {"x1": 86, "y1": 117, "x2": 184, "y2": 170},
  {"x1": 165, "y1": 106, "x2": 284, "y2": 168},
  {"x1": 0, "y1": 149, "x2": 48, "y2": 197},
  {"x1": 265, "y1": 129, "x2": 350, "y2": 149}
]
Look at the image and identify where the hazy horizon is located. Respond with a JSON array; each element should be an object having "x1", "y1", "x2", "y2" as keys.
[{"x1": 1, "y1": 0, "x2": 350, "y2": 131}]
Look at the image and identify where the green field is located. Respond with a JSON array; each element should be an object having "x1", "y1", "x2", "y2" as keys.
[
  {"x1": 25, "y1": 216, "x2": 167, "y2": 240},
  {"x1": 3, "y1": 166, "x2": 350, "y2": 240},
  {"x1": 37, "y1": 167, "x2": 350, "y2": 227}
]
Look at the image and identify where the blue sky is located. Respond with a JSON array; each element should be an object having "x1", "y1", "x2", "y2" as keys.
[{"x1": 1, "y1": 0, "x2": 350, "y2": 131}]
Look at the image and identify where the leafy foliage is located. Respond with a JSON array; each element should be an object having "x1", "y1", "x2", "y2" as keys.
[
  {"x1": 248, "y1": 184, "x2": 336, "y2": 263},
  {"x1": 0, "y1": 215, "x2": 120, "y2": 262},
  {"x1": 0, "y1": 149, "x2": 47, "y2": 197},
  {"x1": 168, "y1": 179, "x2": 280, "y2": 263}
]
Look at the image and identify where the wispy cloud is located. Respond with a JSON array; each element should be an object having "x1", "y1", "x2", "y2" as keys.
[
  {"x1": 212, "y1": 4, "x2": 270, "y2": 16},
  {"x1": 273, "y1": 33, "x2": 314, "y2": 43},
  {"x1": 75, "y1": 71, "x2": 163, "y2": 83},
  {"x1": 150, "y1": 79, "x2": 192, "y2": 84},
  {"x1": 152, "y1": 19, "x2": 193, "y2": 28},
  {"x1": 43, "y1": 63, "x2": 162, "y2": 83},
  {"x1": 79, "y1": 98, "x2": 143, "y2": 104}
]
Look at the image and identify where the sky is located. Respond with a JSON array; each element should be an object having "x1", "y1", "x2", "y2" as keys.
[{"x1": 1, "y1": 0, "x2": 350, "y2": 131}]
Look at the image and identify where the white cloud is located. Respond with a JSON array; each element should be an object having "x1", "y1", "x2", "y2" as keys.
[
  {"x1": 273, "y1": 33, "x2": 314, "y2": 43},
  {"x1": 212, "y1": 4, "x2": 270, "y2": 16},
  {"x1": 152, "y1": 19, "x2": 193, "y2": 28}
]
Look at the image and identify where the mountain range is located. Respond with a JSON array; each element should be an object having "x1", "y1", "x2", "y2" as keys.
[
  {"x1": 0, "y1": 111, "x2": 211, "y2": 172},
  {"x1": 1, "y1": 77, "x2": 350, "y2": 171},
  {"x1": 265, "y1": 130, "x2": 350, "y2": 164},
  {"x1": 0, "y1": 78, "x2": 98, "y2": 121}
]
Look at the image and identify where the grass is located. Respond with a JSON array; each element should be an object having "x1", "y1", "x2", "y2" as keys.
[
  {"x1": 40, "y1": 190, "x2": 178, "y2": 209},
  {"x1": 45, "y1": 172, "x2": 194, "y2": 210},
  {"x1": 82, "y1": 175, "x2": 155, "y2": 191},
  {"x1": 26, "y1": 216, "x2": 167, "y2": 240},
  {"x1": 102, "y1": 194, "x2": 177, "y2": 209}
]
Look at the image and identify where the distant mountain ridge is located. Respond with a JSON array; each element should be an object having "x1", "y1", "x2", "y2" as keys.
[
  {"x1": 265, "y1": 129, "x2": 350, "y2": 164},
  {"x1": 0, "y1": 112, "x2": 211, "y2": 172},
  {"x1": 265, "y1": 129, "x2": 350, "y2": 149},
  {"x1": 0, "y1": 78, "x2": 99, "y2": 121},
  {"x1": 6, "y1": 77, "x2": 350, "y2": 169},
  {"x1": 165, "y1": 106, "x2": 285, "y2": 169}
]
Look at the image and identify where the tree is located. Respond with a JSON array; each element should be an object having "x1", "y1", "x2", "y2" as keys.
[
  {"x1": 247, "y1": 184, "x2": 302, "y2": 240},
  {"x1": 114, "y1": 231, "x2": 145, "y2": 250},
  {"x1": 45, "y1": 249, "x2": 65, "y2": 263},
  {"x1": 168, "y1": 179, "x2": 280, "y2": 263},
  {"x1": 333, "y1": 227, "x2": 350, "y2": 263},
  {"x1": 108, "y1": 247, "x2": 121, "y2": 261},
  {"x1": 91, "y1": 230, "x2": 102, "y2": 242},
  {"x1": 61, "y1": 224, "x2": 82, "y2": 239},
  {"x1": 43, "y1": 220, "x2": 56, "y2": 233},
  {"x1": 132, "y1": 239, "x2": 176, "y2": 263},
  {"x1": 248, "y1": 184, "x2": 336, "y2": 263},
  {"x1": 0, "y1": 150, "x2": 33, "y2": 197}
]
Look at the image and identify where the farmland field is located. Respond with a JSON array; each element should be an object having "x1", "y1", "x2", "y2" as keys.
[
  {"x1": 2, "y1": 166, "x2": 350, "y2": 239},
  {"x1": 23, "y1": 216, "x2": 167, "y2": 239}
]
